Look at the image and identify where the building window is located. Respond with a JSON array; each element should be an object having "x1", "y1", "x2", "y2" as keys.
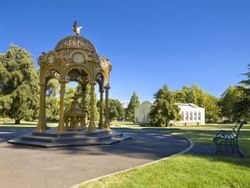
[
  {"x1": 198, "y1": 112, "x2": 201, "y2": 120},
  {"x1": 190, "y1": 112, "x2": 193, "y2": 121},
  {"x1": 194, "y1": 112, "x2": 197, "y2": 121},
  {"x1": 185, "y1": 111, "x2": 189, "y2": 121}
]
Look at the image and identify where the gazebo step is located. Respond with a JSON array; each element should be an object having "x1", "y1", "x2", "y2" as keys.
[
  {"x1": 8, "y1": 135, "x2": 130, "y2": 148},
  {"x1": 32, "y1": 129, "x2": 108, "y2": 137},
  {"x1": 8, "y1": 129, "x2": 131, "y2": 147},
  {"x1": 21, "y1": 133, "x2": 122, "y2": 143},
  {"x1": 21, "y1": 135, "x2": 54, "y2": 143},
  {"x1": 54, "y1": 134, "x2": 114, "y2": 143}
]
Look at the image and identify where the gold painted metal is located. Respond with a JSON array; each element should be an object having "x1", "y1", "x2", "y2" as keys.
[
  {"x1": 37, "y1": 22, "x2": 112, "y2": 134},
  {"x1": 104, "y1": 86, "x2": 111, "y2": 130},
  {"x1": 98, "y1": 88, "x2": 104, "y2": 129},
  {"x1": 64, "y1": 96, "x2": 85, "y2": 130},
  {"x1": 88, "y1": 82, "x2": 96, "y2": 133}
]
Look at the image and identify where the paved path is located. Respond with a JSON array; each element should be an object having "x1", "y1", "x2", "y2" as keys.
[{"x1": 0, "y1": 127, "x2": 190, "y2": 188}]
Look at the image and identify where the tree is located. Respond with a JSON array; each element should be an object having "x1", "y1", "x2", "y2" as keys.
[
  {"x1": 220, "y1": 85, "x2": 244, "y2": 121},
  {"x1": 149, "y1": 85, "x2": 180, "y2": 127},
  {"x1": 64, "y1": 86, "x2": 76, "y2": 111},
  {"x1": 125, "y1": 91, "x2": 140, "y2": 122},
  {"x1": 77, "y1": 84, "x2": 99, "y2": 121},
  {"x1": 0, "y1": 45, "x2": 39, "y2": 124},
  {"x1": 189, "y1": 85, "x2": 206, "y2": 106},
  {"x1": 204, "y1": 94, "x2": 220, "y2": 122},
  {"x1": 108, "y1": 99, "x2": 124, "y2": 121},
  {"x1": 45, "y1": 96, "x2": 60, "y2": 121},
  {"x1": 45, "y1": 79, "x2": 60, "y2": 121},
  {"x1": 46, "y1": 79, "x2": 60, "y2": 97},
  {"x1": 235, "y1": 64, "x2": 250, "y2": 120},
  {"x1": 173, "y1": 90, "x2": 186, "y2": 103}
]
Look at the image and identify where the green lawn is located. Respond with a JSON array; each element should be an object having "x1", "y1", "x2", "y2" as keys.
[
  {"x1": 166, "y1": 125, "x2": 250, "y2": 155},
  {"x1": 80, "y1": 123, "x2": 250, "y2": 188},
  {"x1": 80, "y1": 155, "x2": 250, "y2": 188}
]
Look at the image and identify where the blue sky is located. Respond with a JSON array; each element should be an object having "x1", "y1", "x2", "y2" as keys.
[{"x1": 1, "y1": 0, "x2": 250, "y2": 102}]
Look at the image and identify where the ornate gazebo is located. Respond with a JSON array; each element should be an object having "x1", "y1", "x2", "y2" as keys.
[
  {"x1": 8, "y1": 22, "x2": 130, "y2": 147},
  {"x1": 37, "y1": 22, "x2": 112, "y2": 133}
]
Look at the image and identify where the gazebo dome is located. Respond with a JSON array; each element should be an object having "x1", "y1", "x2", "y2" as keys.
[{"x1": 55, "y1": 35, "x2": 96, "y2": 52}]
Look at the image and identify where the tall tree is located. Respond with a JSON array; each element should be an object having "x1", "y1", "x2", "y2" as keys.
[
  {"x1": 125, "y1": 91, "x2": 140, "y2": 122},
  {"x1": 220, "y1": 85, "x2": 244, "y2": 121},
  {"x1": 204, "y1": 94, "x2": 221, "y2": 122},
  {"x1": 106, "y1": 99, "x2": 124, "y2": 121},
  {"x1": 0, "y1": 45, "x2": 39, "y2": 124},
  {"x1": 149, "y1": 85, "x2": 180, "y2": 127}
]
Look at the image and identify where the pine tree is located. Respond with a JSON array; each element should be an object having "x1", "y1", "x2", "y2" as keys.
[
  {"x1": 125, "y1": 92, "x2": 140, "y2": 122},
  {"x1": 149, "y1": 85, "x2": 180, "y2": 127},
  {"x1": 0, "y1": 45, "x2": 39, "y2": 124}
]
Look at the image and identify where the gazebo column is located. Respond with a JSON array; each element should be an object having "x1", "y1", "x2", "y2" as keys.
[
  {"x1": 58, "y1": 80, "x2": 66, "y2": 133},
  {"x1": 37, "y1": 83, "x2": 46, "y2": 132},
  {"x1": 81, "y1": 86, "x2": 87, "y2": 129},
  {"x1": 98, "y1": 88, "x2": 104, "y2": 129},
  {"x1": 104, "y1": 86, "x2": 110, "y2": 130},
  {"x1": 88, "y1": 82, "x2": 96, "y2": 133}
]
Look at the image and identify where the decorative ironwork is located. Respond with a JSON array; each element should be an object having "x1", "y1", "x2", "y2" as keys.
[{"x1": 45, "y1": 69, "x2": 60, "y2": 80}]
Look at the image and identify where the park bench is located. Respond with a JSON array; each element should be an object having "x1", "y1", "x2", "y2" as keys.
[{"x1": 213, "y1": 121, "x2": 245, "y2": 157}]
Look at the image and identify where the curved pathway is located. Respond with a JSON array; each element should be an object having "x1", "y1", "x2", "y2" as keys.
[{"x1": 0, "y1": 127, "x2": 190, "y2": 188}]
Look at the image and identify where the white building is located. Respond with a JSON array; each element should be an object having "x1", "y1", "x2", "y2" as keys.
[
  {"x1": 176, "y1": 103, "x2": 205, "y2": 125},
  {"x1": 134, "y1": 102, "x2": 205, "y2": 125}
]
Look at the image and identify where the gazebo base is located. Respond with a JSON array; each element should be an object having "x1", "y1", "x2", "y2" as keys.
[{"x1": 8, "y1": 128, "x2": 131, "y2": 148}]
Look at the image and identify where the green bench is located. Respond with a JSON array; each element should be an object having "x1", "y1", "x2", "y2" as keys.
[{"x1": 213, "y1": 121, "x2": 245, "y2": 157}]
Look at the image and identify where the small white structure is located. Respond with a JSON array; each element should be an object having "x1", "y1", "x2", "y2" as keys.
[
  {"x1": 175, "y1": 103, "x2": 205, "y2": 125},
  {"x1": 135, "y1": 101, "x2": 152, "y2": 123}
]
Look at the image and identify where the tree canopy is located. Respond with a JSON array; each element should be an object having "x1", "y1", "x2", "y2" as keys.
[
  {"x1": 149, "y1": 85, "x2": 180, "y2": 127},
  {"x1": 0, "y1": 45, "x2": 39, "y2": 124},
  {"x1": 125, "y1": 91, "x2": 140, "y2": 122},
  {"x1": 108, "y1": 99, "x2": 124, "y2": 121},
  {"x1": 45, "y1": 79, "x2": 60, "y2": 121},
  {"x1": 219, "y1": 85, "x2": 244, "y2": 121}
]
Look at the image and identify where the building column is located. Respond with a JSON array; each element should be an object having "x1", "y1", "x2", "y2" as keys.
[
  {"x1": 98, "y1": 88, "x2": 104, "y2": 129},
  {"x1": 37, "y1": 83, "x2": 46, "y2": 132},
  {"x1": 58, "y1": 80, "x2": 66, "y2": 133},
  {"x1": 88, "y1": 82, "x2": 96, "y2": 133},
  {"x1": 104, "y1": 86, "x2": 110, "y2": 130}
]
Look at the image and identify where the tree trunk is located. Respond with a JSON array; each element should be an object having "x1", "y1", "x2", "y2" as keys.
[{"x1": 15, "y1": 119, "x2": 21, "y2": 124}]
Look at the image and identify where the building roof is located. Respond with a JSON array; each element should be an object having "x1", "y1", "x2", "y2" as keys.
[{"x1": 176, "y1": 103, "x2": 204, "y2": 110}]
